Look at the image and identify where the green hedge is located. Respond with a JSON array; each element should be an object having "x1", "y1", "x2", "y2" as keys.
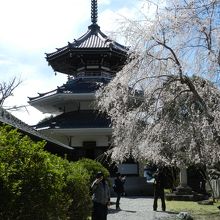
[{"x1": 0, "y1": 125, "x2": 92, "y2": 220}]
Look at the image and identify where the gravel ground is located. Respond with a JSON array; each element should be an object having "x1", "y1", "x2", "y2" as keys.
[{"x1": 108, "y1": 197, "x2": 176, "y2": 220}]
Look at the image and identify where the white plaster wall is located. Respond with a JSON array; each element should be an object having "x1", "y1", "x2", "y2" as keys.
[
  {"x1": 80, "y1": 101, "x2": 94, "y2": 110},
  {"x1": 64, "y1": 102, "x2": 79, "y2": 112},
  {"x1": 71, "y1": 135, "x2": 109, "y2": 147},
  {"x1": 41, "y1": 128, "x2": 111, "y2": 147},
  {"x1": 60, "y1": 100, "x2": 94, "y2": 112},
  {"x1": 41, "y1": 130, "x2": 109, "y2": 147},
  {"x1": 56, "y1": 135, "x2": 70, "y2": 145}
]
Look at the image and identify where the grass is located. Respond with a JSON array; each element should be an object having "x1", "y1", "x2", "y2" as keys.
[{"x1": 166, "y1": 200, "x2": 220, "y2": 220}]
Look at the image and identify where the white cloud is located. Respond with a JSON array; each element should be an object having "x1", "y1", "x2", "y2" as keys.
[
  {"x1": 0, "y1": 0, "x2": 91, "y2": 51},
  {"x1": 99, "y1": 0, "x2": 111, "y2": 4}
]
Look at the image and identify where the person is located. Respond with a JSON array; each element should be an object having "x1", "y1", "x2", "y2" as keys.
[
  {"x1": 91, "y1": 171, "x2": 110, "y2": 220},
  {"x1": 152, "y1": 167, "x2": 166, "y2": 212},
  {"x1": 144, "y1": 165, "x2": 155, "y2": 183},
  {"x1": 113, "y1": 172, "x2": 126, "y2": 210}
]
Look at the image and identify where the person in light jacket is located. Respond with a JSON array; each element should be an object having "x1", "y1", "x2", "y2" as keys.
[{"x1": 91, "y1": 171, "x2": 110, "y2": 220}]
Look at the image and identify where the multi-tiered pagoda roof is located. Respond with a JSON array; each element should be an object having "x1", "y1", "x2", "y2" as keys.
[
  {"x1": 46, "y1": 23, "x2": 128, "y2": 76},
  {"x1": 29, "y1": 0, "x2": 128, "y2": 113},
  {"x1": 45, "y1": 0, "x2": 128, "y2": 76},
  {"x1": 29, "y1": 0, "x2": 128, "y2": 138}
]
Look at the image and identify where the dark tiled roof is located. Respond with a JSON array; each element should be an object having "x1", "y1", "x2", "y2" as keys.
[
  {"x1": 46, "y1": 24, "x2": 128, "y2": 59},
  {"x1": 0, "y1": 107, "x2": 72, "y2": 150},
  {"x1": 28, "y1": 77, "x2": 110, "y2": 101},
  {"x1": 45, "y1": 24, "x2": 128, "y2": 75},
  {"x1": 60, "y1": 77, "x2": 110, "y2": 93},
  {"x1": 35, "y1": 110, "x2": 111, "y2": 129}
]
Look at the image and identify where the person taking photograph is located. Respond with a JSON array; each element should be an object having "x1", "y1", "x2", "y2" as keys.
[{"x1": 91, "y1": 171, "x2": 110, "y2": 220}]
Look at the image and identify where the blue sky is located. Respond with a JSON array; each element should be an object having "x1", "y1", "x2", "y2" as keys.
[{"x1": 0, "y1": 0, "x2": 144, "y2": 125}]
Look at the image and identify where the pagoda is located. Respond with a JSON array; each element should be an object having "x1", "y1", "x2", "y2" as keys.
[{"x1": 28, "y1": 0, "x2": 128, "y2": 161}]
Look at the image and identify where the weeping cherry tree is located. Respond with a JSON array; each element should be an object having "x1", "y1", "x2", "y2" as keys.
[{"x1": 96, "y1": 0, "x2": 220, "y2": 175}]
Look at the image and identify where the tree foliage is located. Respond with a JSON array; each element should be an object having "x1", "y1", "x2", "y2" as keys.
[
  {"x1": 75, "y1": 158, "x2": 110, "y2": 183},
  {"x1": 0, "y1": 125, "x2": 92, "y2": 220},
  {"x1": 96, "y1": 0, "x2": 220, "y2": 167}
]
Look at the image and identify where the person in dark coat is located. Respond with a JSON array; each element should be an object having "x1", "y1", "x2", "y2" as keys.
[
  {"x1": 91, "y1": 171, "x2": 110, "y2": 220},
  {"x1": 114, "y1": 172, "x2": 126, "y2": 210},
  {"x1": 153, "y1": 167, "x2": 166, "y2": 212}
]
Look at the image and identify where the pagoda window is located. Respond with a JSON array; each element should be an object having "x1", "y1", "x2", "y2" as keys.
[
  {"x1": 76, "y1": 72, "x2": 100, "y2": 77},
  {"x1": 86, "y1": 65, "x2": 99, "y2": 69},
  {"x1": 91, "y1": 72, "x2": 101, "y2": 76},
  {"x1": 75, "y1": 71, "x2": 112, "y2": 79},
  {"x1": 102, "y1": 72, "x2": 112, "y2": 78},
  {"x1": 101, "y1": 66, "x2": 111, "y2": 71},
  {"x1": 77, "y1": 72, "x2": 86, "y2": 77},
  {"x1": 87, "y1": 60, "x2": 99, "y2": 65},
  {"x1": 77, "y1": 67, "x2": 85, "y2": 72}
]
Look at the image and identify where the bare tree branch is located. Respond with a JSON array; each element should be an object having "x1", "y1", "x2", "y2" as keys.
[{"x1": 0, "y1": 77, "x2": 22, "y2": 107}]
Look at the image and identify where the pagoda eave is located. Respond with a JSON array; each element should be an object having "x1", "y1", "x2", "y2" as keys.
[
  {"x1": 46, "y1": 47, "x2": 127, "y2": 61},
  {"x1": 29, "y1": 93, "x2": 96, "y2": 114},
  {"x1": 38, "y1": 127, "x2": 112, "y2": 136},
  {"x1": 47, "y1": 54, "x2": 127, "y2": 75},
  {"x1": 34, "y1": 110, "x2": 111, "y2": 130}
]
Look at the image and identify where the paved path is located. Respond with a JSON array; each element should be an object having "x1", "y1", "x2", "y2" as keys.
[{"x1": 108, "y1": 197, "x2": 176, "y2": 220}]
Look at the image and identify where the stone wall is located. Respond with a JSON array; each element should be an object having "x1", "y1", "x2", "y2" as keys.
[{"x1": 210, "y1": 179, "x2": 220, "y2": 198}]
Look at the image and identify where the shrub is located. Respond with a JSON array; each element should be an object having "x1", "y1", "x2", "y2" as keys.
[
  {"x1": 75, "y1": 158, "x2": 110, "y2": 183},
  {"x1": 0, "y1": 125, "x2": 92, "y2": 220},
  {"x1": 62, "y1": 162, "x2": 92, "y2": 220}
]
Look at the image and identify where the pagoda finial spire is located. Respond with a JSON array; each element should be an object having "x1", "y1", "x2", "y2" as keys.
[{"x1": 91, "y1": 0, "x2": 98, "y2": 24}]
